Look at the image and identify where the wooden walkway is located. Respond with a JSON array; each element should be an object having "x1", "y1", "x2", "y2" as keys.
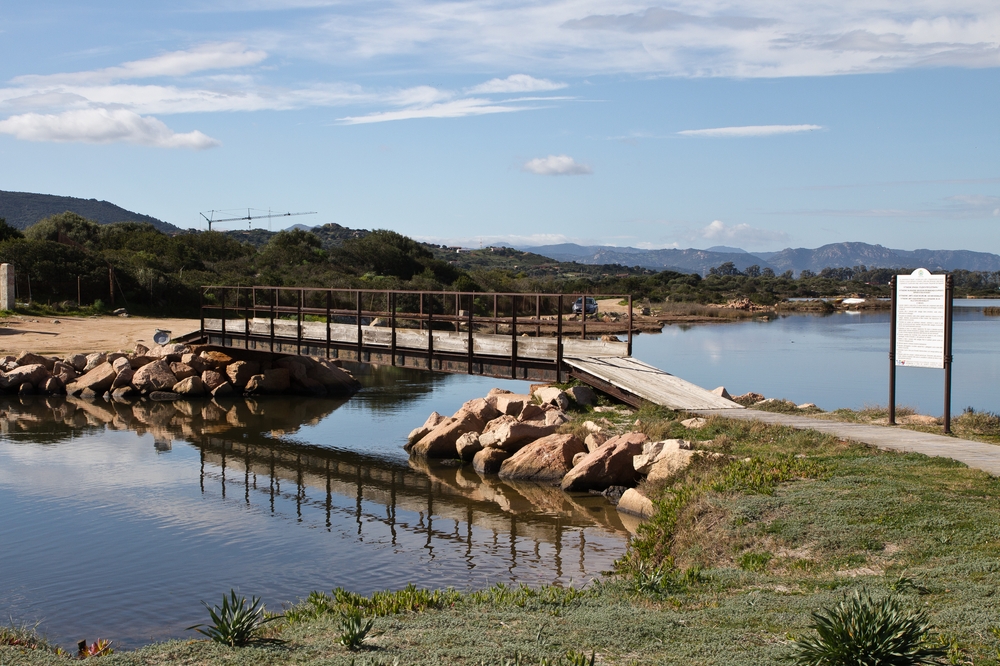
[
  {"x1": 566, "y1": 357, "x2": 743, "y2": 411},
  {"x1": 692, "y1": 409, "x2": 1000, "y2": 476},
  {"x1": 194, "y1": 285, "x2": 742, "y2": 410}
]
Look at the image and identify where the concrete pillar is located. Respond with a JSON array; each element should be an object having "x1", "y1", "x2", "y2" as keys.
[{"x1": 0, "y1": 264, "x2": 13, "y2": 311}]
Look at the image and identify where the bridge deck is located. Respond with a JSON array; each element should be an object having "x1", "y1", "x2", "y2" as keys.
[
  {"x1": 196, "y1": 285, "x2": 741, "y2": 411},
  {"x1": 565, "y1": 356, "x2": 743, "y2": 410}
]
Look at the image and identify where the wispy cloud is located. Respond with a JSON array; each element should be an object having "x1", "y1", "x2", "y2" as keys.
[
  {"x1": 775, "y1": 194, "x2": 1000, "y2": 220},
  {"x1": 12, "y1": 43, "x2": 267, "y2": 86},
  {"x1": 694, "y1": 220, "x2": 789, "y2": 245},
  {"x1": 523, "y1": 155, "x2": 592, "y2": 175},
  {"x1": 0, "y1": 109, "x2": 220, "y2": 149},
  {"x1": 339, "y1": 98, "x2": 527, "y2": 124},
  {"x1": 297, "y1": 0, "x2": 1000, "y2": 78},
  {"x1": 468, "y1": 74, "x2": 566, "y2": 94},
  {"x1": 679, "y1": 124, "x2": 823, "y2": 137},
  {"x1": 0, "y1": 47, "x2": 567, "y2": 142}
]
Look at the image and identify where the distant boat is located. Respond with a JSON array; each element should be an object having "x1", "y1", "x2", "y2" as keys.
[{"x1": 841, "y1": 298, "x2": 866, "y2": 305}]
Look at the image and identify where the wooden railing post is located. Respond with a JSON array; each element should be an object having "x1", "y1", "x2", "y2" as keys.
[
  {"x1": 244, "y1": 286, "x2": 251, "y2": 350},
  {"x1": 356, "y1": 290, "x2": 363, "y2": 361},
  {"x1": 535, "y1": 294, "x2": 540, "y2": 337},
  {"x1": 269, "y1": 288, "x2": 276, "y2": 353},
  {"x1": 493, "y1": 294, "x2": 498, "y2": 334},
  {"x1": 390, "y1": 291, "x2": 397, "y2": 366},
  {"x1": 427, "y1": 304, "x2": 434, "y2": 370},
  {"x1": 326, "y1": 290, "x2": 332, "y2": 359},
  {"x1": 221, "y1": 287, "x2": 227, "y2": 347},
  {"x1": 556, "y1": 294, "x2": 563, "y2": 383},
  {"x1": 297, "y1": 288, "x2": 303, "y2": 355},
  {"x1": 467, "y1": 294, "x2": 474, "y2": 374},
  {"x1": 627, "y1": 294, "x2": 633, "y2": 356},
  {"x1": 581, "y1": 293, "x2": 587, "y2": 340},
  {"x1": 510, "y1": 295, "x2": 518, "y2": 379},
  {"x1": 199, "y1": 288, "x2": 205, "y2": 341}
]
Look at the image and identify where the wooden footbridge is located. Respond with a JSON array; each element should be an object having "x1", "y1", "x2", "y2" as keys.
[{"x1": 187, "y1": 286, "x2": 741, "y2": 412}]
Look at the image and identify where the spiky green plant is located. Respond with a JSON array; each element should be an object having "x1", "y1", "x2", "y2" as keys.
[
  {"x1": 188, "y1": 590, "x2": 281, "y2": 647},
  {"x1": 338, "y1": 608, "x2": 375, "y2": 650},
  {"x1": 790, "y1": 591, "x2": 945, "y2": 665}
]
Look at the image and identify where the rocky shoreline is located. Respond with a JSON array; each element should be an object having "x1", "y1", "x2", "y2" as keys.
[
  {"x1": 0, "y1": 344, "x2": 361, "y2": 401},
  {"x1": 405, "y1": 385, "x2": 721, "y2": 522}
]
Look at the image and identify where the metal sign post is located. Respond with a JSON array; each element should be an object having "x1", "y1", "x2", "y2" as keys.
[{"x1": 889, "y1": 269, "x2": 954, "y2": 433}]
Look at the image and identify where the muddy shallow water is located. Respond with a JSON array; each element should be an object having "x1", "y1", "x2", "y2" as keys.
[{"x1": 0, "y1": 367, "x2": 629, "y2": 649}]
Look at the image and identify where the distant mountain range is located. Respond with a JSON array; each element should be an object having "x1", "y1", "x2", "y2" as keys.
[
  {"x1": 0, "y1": 190, "x2": 181, "y2": 234},
  {"x1": 519, "y1": 242, "x2": 1000, "y2": 275}
]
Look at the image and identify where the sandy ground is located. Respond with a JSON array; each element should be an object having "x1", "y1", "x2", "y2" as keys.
[{"x1": 0, "y1": 316, "x2": 201, "y2": 356}]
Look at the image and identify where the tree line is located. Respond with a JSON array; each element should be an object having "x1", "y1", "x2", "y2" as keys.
[{"x1": 0, "y1": 212, "x2": 995, "y2": 315}]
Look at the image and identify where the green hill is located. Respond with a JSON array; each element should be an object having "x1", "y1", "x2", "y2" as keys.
[{"x1": 0, "y1": 190, "x2": 181, "y2": 233}]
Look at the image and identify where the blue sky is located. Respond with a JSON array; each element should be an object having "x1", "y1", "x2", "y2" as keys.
[{"x1": 0, "y1": 1, "x2": 998, "y2": 252}]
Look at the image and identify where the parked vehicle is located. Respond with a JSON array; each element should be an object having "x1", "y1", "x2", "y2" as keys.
[{"x1": 572, "y1": 296, "x2": 598, "y2": 315}]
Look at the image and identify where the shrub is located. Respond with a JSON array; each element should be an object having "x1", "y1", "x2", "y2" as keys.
[
  {"x1": 790, "y1": 591, "x2": 945, "y2": 665},
  {"x1": 338, "y1": 608, "x2": 375, "y2": 650},
  {"x1": 188, "y1": 589, "x2": 281, "y2": 647}
]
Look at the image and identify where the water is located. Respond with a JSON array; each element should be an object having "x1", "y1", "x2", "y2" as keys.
[
  {"x1": 2, "y1": 305, "x2": 997, "y2": 648},
  {"x1": 632, "y1": 303, "x2": 1000, "y2": 415},
  {"x1": 0, "y1": 367, "x2": 628, "y2": 649}
]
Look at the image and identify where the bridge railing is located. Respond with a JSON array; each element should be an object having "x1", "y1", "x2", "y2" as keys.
[{"x1": 199, "y1": 287, "x2": 633, "y2": 380}]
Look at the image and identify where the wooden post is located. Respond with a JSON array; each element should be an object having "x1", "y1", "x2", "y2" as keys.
[
  {"x1": 535, "y1": 294, "x2": 540, "y2": 337},
  {"x1": 390, "y1": 291, "x2": 397, "y2": 366},
  {"x1": 510, "y1": 295, "x2": 518, "y2": 379},
  {"x1": 888, "y1": 276, "x2": 897, "y2": 425},
  {"x1": 270, "y1": 288, "x2": 276, "y2": 353},
  {"x1": 454, "y1": 292, "x2": 460, "y2": 333},
  {"x1": 244, "y1": 286, "x2": 250, "y2": 349},
  {"x1": 581, "y1": 294, "x2": 586, "y2": 339},
  {"x1": 419, "y1": 293, "x2": 424, "y2": 332},
  {"x1": 556, "y1": 294, "x2": 563, "y2": 384},
  {"x1": 493, "y1": 294, "x2": 498, "y2": 334},
  {"x1": 427, "y1": 304, "x2": 434, "y2": 370},
  {"x1": 944, "y1": 275, "x2": 954, "y2": 434},
  {"x1": 297, "y1": 288, "x2": 303, "y2": 355},
  {"x1": 467, "y1": 294, "x2": 474, "y2": 374},
  {"x1": 326, "y1": 290, "x2": 332, "y2": 359},
  {"x1": 221, "y1": 287, "x2": 227, "y2": 346},
  {"x1": 627, "y1": 294, "x2": 633, "y2": 356},
  {"x1": 77, "y1": 276, "x2": 81, "y2": 307},
  {"x1": 108, "y1": 266, "x2": 114, "y2": 307},
  {"x1": 356, "y1": 290, "x2": 363, "y2": 361},
  {"x1": 199, "y1": 287, "x2": 205, "y2": 340}
]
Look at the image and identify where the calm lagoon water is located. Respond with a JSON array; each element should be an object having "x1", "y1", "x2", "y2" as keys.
[
  {"x1": 0, "y1": 368, "x2": 628, "y2": 649},
  {"x1": 631, "y1": 302, "x2": 1000, "y2": 415},
  {"x1": 2, "y1": 305, "x2": 997, "y2": 648}
]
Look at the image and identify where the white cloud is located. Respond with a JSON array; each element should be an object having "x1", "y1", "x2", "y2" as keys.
[
  {"x1": 523, "y1": 155, "x2": 592, "y2": 175},
  {"x1": 13, "y1": 43, "x2": 267, "y2": 85},
  {"x1": 679, "y1": 124, "x2": 823, "y2": 137},
  {"x1": 696, "y1": 220, "x2": 789, "y2": 245},
  {"x1": 0, "y1": 109, "x2": 221, "y2": 149},
  {"x1": 339, "y1": 98, "x2": 528, "y2": 124},
  {"x1": 295, "y1": 0, "x2": 1000, "y2": 77},
  {"x1": 468, "y1": 74, "x2": 567, "y2": 94}
]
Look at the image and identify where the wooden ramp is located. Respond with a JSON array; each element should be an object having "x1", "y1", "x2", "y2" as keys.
[{"x1": 565, "y1": 356, "x2": 744, "y2": 411}]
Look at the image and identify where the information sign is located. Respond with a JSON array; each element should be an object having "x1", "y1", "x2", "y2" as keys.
[{"x1": 895, "y1": 268, "x2": 946, "y2": 369}]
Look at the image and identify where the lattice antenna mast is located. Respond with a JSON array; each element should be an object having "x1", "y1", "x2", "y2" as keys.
[{"x1": 199, "y1": 209, "x2": 318, "y2": 231}]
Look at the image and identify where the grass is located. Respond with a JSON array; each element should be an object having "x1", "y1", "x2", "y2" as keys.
[
  {"x1": 10, "y1": 414, "x2": 1000, "y2": 663},
  {"x1": 815, "y1": 404, "x2": 1000, "y2": 445}
]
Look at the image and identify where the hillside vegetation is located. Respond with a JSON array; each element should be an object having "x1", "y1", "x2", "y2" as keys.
[{"x1": 0, "y1": 212, "x2": 996, "y2": 317}]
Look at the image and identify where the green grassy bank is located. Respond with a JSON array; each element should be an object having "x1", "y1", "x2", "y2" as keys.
[{"x1": 6, "y1": 409, "x2": 1000, "y2": 664}]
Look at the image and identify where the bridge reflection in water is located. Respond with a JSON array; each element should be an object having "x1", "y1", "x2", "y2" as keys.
[
  {"x1": 196, "y1": 433, "x2": 630, "y2": 582},
  {"x1": 0, "y1": 381, "x2": 629, "y2": 586}
]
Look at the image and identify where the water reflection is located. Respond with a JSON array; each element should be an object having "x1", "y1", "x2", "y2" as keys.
[{"x1": 0, "y1": 388, "x2": 627, "y2": 648}]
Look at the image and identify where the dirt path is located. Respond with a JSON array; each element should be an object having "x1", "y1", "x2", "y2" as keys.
[
  {"x1": 0, "y1": 316, "x2": 201, "y2": 356},
  {"x1": 693, "y1": 408, "x2": 1000, "y2": 476}
]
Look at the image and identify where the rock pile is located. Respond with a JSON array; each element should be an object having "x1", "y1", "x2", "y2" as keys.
[
  {"x1": 407, "y1": 384, "x2": 724, "y2": 520},
  {"x1": 0, "y1": 344, "x2": 360, "y2": 400}
]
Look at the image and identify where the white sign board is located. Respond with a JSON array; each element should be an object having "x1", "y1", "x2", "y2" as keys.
[{"x1": 895, "y1": 268, "x2": 946, "y2": 369}]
